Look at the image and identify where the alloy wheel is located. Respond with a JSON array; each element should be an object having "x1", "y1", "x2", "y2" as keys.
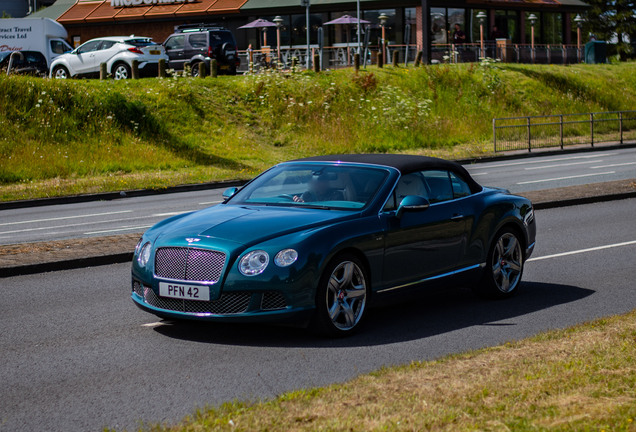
[
  {"x1": 491, "y1": 232, "x2": 523, "y2": 293},
  {"x1": 114, "y1": 65, "x2": 129, "y2": 80},
  {"x1": 325, "y1": 261, "x2": 367, "y2": 331},
  {"x1": 54, "y1": 67, "x2": 68, "y2": 79}
]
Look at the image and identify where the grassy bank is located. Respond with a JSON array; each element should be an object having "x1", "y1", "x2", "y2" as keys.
[
  {"x1": 1, "y1": 62, "x2": 635, "y2": 202},
  {"x1": 119, "y1": 310, "x2": 636, "y2": 432}
]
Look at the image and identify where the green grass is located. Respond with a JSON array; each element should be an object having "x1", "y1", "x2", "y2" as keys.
[
  {"x1": 111, "y1": 311, "x2": 636, "y2": 432},
  {"x1": 1, "y1": 62, "x2": 636, "y2": 202}
]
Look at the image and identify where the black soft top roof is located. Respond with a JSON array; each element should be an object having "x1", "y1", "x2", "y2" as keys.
[{"x1": 294, "y1": 154, "x2": 482, "y2": 193}]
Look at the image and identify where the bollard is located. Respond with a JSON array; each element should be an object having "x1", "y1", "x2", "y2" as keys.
[
  {"x1": 210, "y1": 59, "x2": 218, "y2": 78},
  {"x1": 313, "y1": 54, "x2": 320, "y2": 72},
  {"x1": 414, "y1": 51, "x2": 423, "y2": 67},
  {"x1": 99, "y1": 62, "x2": 107, "y2": 80},
  {"x1": 377, "y1": 51, "x2": 383, "y2": 68},
  {"x1": 291, "y1": 56, "x2": 298, "y2": 73},
  {"x1": 158, "y1": 58, "x2": 166, "y2": 78},
  {"x1": 354, "y1": 53, "x2": 360, "y2": 72},
  {"x1": 199, "y1": 62, "x2": 207, "y2": 78},
  {"x1": 392, "y1": 50, "x2": 399, "y2": 67},
  {"x1": 131, "y1": 60, "x2": 140, "y2": 79}
]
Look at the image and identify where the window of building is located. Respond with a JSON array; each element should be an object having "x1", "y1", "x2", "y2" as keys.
[
  {"x1": 494, "y1": 10, "x2": 519, "y2": 42},
  {"x1": 363, "y1": 9, "x2": 396, "y2": 46},
  {"x1": 290, "y1": 13, "x2": 323, "y2": 46}
]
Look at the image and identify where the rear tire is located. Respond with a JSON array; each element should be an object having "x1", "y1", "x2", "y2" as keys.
[
  {"x1": 191, "y1": 61, "x2": 201, "y2": 77},
  {"x1": 473, "y1": 227, "x2": 524, "y2": 299},
  {"x1": 309, "y1": 253, "x2": 369, "y2": 338},
  {"x1": 112, "y1": 62, "x2": 131, "y2": 80},
  {"x1": 52, "y1": 65, "x2": 69, "y2": 79}
]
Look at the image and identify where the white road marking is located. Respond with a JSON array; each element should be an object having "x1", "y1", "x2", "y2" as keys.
[
  {"x1": 0, "y1": 210, "x2": 133, "y2": 227},
  {"x1": 470, "y1": 172, "x2": 489, "y2": 176},
  {"x1": 467, "y1": 153, "x2": 616, "y2": 170},
  {"x1": 141, "y1": 322, "x2": 168, "y2": 328},
  {"x1": 516, "y1": 171, "x2": 615, "y2": 185},
  {"x1": 84, "y1": 225, "x2": 152, "y2": 235},
  {"x1": 524, "y1": 160, "x2": 603, "y2": 170},
  {"x1": 152, "y1": 211, "x2": 191, "y2": 217},
  {"x1": 0, "y1": 211, "x2": 196, "y2": 236},
  {"x1": 591, "y1": 162, "x2": 636, "y2": 169},
  {"x1": 527, "y1": 240, "x2": 636, "y2": 262},
  {"x1": 199, "y1": 200, "x2": 223, "y2": 205}
]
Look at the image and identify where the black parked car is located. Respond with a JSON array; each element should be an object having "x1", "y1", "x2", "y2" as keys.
[
  {"x1": 163, "y1": 23, "x2": 239, "y2": 76},
  {"x1": 0, "y1": 51, "x2": 48, "y2": 76}
]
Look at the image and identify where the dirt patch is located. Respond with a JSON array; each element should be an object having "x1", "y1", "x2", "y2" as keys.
[
  {"x1": 519, "y1": 178, "x2": 636, "y2": 204},
  {"x1": 0, "y1": 233, "x2": 140, "y2": 268}
]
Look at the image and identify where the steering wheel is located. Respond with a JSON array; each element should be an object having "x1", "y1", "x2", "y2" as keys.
[{"x1": 277, "y1": 194, "x2": 296, "y2": 201}]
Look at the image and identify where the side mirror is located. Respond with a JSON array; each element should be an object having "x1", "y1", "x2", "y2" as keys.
[
  {"x1": 396, "y1": 195, "x2": 430, "y2": 219},
  {"x1": 222, "y1": 187, "x2": 238, "y2": 199}
]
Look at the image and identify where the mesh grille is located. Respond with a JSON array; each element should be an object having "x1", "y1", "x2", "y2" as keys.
[
  {"x1": 155, "y1": 247, "x2": 226, "y2": 283},
  {"x1": 261, "y1": 292, "x2": 287, "y2": 310},
  {"x1": 133, "y1": 280, "x2": 144, "y2": 297},
  {"x1": 143, "y1": 287, "x2": 251, "y2": 315}
]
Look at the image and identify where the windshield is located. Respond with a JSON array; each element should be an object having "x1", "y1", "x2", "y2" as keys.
[{"x1": 229, "y1": 164, "x2": 389, "y2": 210}]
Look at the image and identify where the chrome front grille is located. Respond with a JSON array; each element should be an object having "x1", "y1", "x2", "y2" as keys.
[
  {"x1": 142, "y1": 286, "x2": 251, "y2": 315},
  {"x1": 155, "y1": 247, "x2": 226, "y2": 283},
  {"x1": 261, "y1": 292, "x2": 287, "y2": 310}
]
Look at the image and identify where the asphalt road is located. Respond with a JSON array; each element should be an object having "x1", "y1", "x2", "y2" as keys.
[
  {"x1": 1, "y1": 198, "x2": 635, "y2": 432},
  {"x1": 1, "y1": 147, "x2": 635, "y2": 246}
]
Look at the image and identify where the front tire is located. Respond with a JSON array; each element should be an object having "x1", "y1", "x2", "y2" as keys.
[
  {"x1": 309, "y1": 254, "x2": 369, "y2": 337},
  {"x1": 52, "y1": 65, "x2": 69, "y2": 79},
  {"x1": 473, "y1": 228, "x2": 524, "y2": 299},
  {"x1": 113, "y1": 62, "x2": 131, "y2": 80}
]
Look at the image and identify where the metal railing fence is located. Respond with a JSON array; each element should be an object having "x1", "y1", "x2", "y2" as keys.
[
  {"x1": 432, "y1": 43, "x2": 583, "y2": 65},
  {"x1": 493, "y1": 111, "x2": 636, "y2": 152}
]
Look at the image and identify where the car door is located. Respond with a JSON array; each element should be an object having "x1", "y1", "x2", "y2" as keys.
[
  {"x1": 67, "y1": 40, "x2": 101, "y2": 74},
  {"x1": 164, "y1": 35, "x2": 185, "y2": 70},
  {"x1": 380, "y1": 170, "x2": 467, "y2": 289},
  {"x1": 91, "y1": 40, "x2": 117, "y2": 69},
  {"x1": 186, "y1": 33, "x2": 207, "y2": 59}
]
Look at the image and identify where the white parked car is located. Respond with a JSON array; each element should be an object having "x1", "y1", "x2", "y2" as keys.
[{"x1": 50, "y1": 36, "x2": 168, "y2": 79}]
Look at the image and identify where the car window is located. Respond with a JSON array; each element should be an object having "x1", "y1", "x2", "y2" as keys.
[
  {"x1": 76, "y1": 40, "x2": 101, "y2": 54},
  {"x1": 100, "y1": 40, "x2": 116, "y2": 50},
  {"x1": 165, "y1": 35, "x2": 185, "y2": 51},
  {"x1": 449, "y1": 172, "x2": 471, "y2": 199},
  {"x1": 209, "y1": 31, "x2": 234, "y2": 48},
  {"x1": 230, "y1": 164, "x2": 389, "y2": 210},
  {"x1": 188, "y1": 34, "x2": 207, "y2": 49},
  {"x1": 50, "y1": 40, "x2": 70, "y2": 55},
  {"x1": 422, "y1": 170, "x2": 454, "y2": 204}
]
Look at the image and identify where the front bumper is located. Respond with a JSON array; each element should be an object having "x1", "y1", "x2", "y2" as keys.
[{"x1": 131, "y1": 280, "x2": 314, "y2": 323}]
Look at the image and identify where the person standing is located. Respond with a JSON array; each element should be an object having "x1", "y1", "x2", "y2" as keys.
[{"x1": 453, "y1": 23, "x2": 466, "y2": 61}]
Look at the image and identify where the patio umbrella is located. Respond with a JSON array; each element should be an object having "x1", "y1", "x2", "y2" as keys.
[
  {"x1": 238, "y1": 18, "x2": 277, "y2": 29},
  {"x1": 323, "y1": 15, "x2": 370, "y2": 64},
  {"x1": 239, "y1": 19, "x2": 277, "y2": 48}
]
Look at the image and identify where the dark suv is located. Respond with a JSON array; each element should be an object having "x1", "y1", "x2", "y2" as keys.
[{"x1": 164, "y1": 24, "x2": 239, "y2": 76}]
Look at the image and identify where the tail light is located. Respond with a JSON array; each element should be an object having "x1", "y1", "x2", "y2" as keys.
[
  {"x1": 206, "y1": 46, "x2": 215, "y2": 58},
  {"x1": 128, "y1": 47, "x2": 143, "y2": 54},
  {"x1": 235, "y1": 59, "x2": 240, "y2": 67}
]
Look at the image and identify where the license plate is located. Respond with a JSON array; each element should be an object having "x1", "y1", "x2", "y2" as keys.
[
  {"x1": 159, "y1": 282, "x2": 209, "y2": 301},
  {"x1": 149, "y1": 50, "x2": 160, "y2": 55},
  {"x1": 220, "y1": 65, "x2": 230, "y2": 70}
]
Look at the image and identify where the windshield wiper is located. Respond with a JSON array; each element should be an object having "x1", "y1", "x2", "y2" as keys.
[{"x1": 294, "y1": 204, "x2": 332, "y2": 210}]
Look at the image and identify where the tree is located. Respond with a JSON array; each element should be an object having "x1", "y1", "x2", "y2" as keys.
[{"x1": 582, "y1": 0, "x2": 636, "y2": 59}]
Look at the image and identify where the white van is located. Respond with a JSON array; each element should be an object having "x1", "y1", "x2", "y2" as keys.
[{"x1": 0, "y1": 18, "x2": 72, "y2": 72}]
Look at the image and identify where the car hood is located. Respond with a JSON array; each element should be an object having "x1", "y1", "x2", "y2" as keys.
[{"x1": 155, "y1": 204, "x2": 358, "y2": 247}]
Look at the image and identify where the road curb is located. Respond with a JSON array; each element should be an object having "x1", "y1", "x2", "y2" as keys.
[
  {"x1": 2, "y1": 190, "x2": 634, "y2": 278},
  {"x1": 0, "y1": 180, "x2": 247, "y2": 211},
  {"x1": 2, "y1": 143, "x2": 635, "y2": 211}
]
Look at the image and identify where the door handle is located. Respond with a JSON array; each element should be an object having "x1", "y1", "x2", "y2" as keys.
[{"x1": 451, "y1": 214, "x2": 464, "y2": 220}]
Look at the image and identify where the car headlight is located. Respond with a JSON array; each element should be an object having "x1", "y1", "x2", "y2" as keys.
[
  {"x1": 135, "y1": 237, "x2": 143, "y2": 253},
  {"x1": 275, "y1": 249, "x2": 298, "y2": 267},
  {"x1": 138, "y1": 242, "x2": 151, "y2": 267},
  {"x1": 239, "y1": 250, "x2": 269, "y2": 276}
]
